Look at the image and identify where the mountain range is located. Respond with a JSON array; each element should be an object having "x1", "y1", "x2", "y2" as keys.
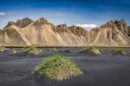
[{"x1": 0, "y1": 18, "x2": 130, "y2": 47}]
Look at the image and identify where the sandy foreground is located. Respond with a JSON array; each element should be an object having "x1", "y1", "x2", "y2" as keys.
[{"x1": 0, "y1": 48, "x2": 130, "y2": 86}]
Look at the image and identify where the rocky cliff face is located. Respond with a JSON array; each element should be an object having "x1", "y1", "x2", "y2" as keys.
[
  {"x1": 128, "y1": 26, "x2": 130, "y2": 36},
  {"x1": 0, "y1": 18, "x2": 130, "y2": 47}
]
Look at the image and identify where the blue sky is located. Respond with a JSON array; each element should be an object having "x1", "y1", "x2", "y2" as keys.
[{"x1": 0, "y1": 0, "x2": 130, "y2": 29}]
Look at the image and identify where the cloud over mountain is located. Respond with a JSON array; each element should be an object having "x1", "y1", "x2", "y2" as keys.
[{"x1": 75, "y1": 24, "x2": 97, "y2": 30}]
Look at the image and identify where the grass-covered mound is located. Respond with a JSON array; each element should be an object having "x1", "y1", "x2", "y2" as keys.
[
  {"x1": 11, "y1": 49, "x2": 17, "y2": 54},
  {"x1": 33, "y1": 54, "x2": 83, "y2": 81},
  {"x1": 79, "y1": 47, "x2": 102, "y2": 55},
  {"x1": 111, "y1": 48, "x2": 128, "y2": 55},
  {"x1": 49, "y1": 48, "x2": 58, "y2": 52},
  {"x1": 0, "y1": 47, "x2": 8, "y2": 52},
  {"x1": 22, "y1": 46, "x2": 43, "y2": 55}
]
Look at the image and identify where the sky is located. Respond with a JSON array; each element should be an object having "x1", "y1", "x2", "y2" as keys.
[{"x1": 0, "y1": 0, "x2": 130, "y2": 29}]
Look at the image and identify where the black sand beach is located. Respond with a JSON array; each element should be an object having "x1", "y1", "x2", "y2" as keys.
[{"x1": 0, "y1": 48, "x2": 130, "y2": 86}]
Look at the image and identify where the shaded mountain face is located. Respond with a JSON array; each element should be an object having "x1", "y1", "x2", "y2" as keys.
[
  {"x1": 4, "y1": 18, "x2": 33, "y2": 29},
  {"x1": 16, "y1": 18, "x2": 33, "y2": 28},
  {"x1": 0, "y1": 18, "x2": 130, "y2": 47},
  {"x1": 100, "y1": 19, "x2": 129, "y2": 36},
  {"x1": 128, "y1": 26, "x2": 130, "y2": 36}
]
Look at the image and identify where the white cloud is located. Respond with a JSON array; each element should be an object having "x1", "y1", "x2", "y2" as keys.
[
  {"x1": 0, "y1": 12, "x2": 6, "y2": 16},
  {"x1": 75, "y1": 24, "x2": 97, "y2": 30}
]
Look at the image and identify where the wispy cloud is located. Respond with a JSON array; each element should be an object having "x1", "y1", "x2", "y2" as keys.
[
  {"x1": 75, "y1": 24, "x2": 97, "y2": 30},
  {"x1": 0, "y1": 12, "x2": 6, "y2": 16}
]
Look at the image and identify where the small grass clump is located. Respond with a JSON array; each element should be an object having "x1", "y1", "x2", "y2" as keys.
[
  {"x1": 12, "y1": 49, "x2": 17, "y2": 54},
  {"x1": 111, "y1": 48, "x2": 128, "y2": 55},
  {"x1": 22, "y1": 46, "x2": 43, "y2": 55},
  {"x1": 33, "y1": 54, "x2": 83, "y2": 81},
  {"x1": 49, "y1": 48, "x2": 58, "y2": 52},
  {"x1": 0, "y1": 47, "x2": 8, "y2": 52},
  {"x1": 80, "y1": 47, "x2": 102, "y2": 55}
]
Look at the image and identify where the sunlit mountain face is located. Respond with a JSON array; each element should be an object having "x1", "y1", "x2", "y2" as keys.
[
  {"x1": 0, "y1": 17, "x2": 129, "y2": 47},
  {"x1": 0, "y1": 0, "x2": 130, "y2": 30}
]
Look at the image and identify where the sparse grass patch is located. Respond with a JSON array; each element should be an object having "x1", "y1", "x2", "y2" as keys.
[
  {"x1": 33, "y1": 54, "x2": 83, "y2": 81},
  {"x1": 111, "y1": 48, "x2": 128, "y2": 55},
  {"x1": 49, "y1": 48, "x2": 58, "y2": 52},
  {"x1": 12, "y1": 49, "x2": 17, "y2": 54},
  {"x1": 0, "y1": 47, "x2": 8, "y2": 52},
  {"x1": 22, "y1": 46, "x2": 43, "y2": 55},
  {"x1": 52, "y1": 48, "x2": 58, "y2": 52},
  {"x1": 79, "y1": 47, "x2": 102, "y2": 55}
]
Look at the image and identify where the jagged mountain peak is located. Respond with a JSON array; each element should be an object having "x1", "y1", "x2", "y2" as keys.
[
  {"x1": 4, "y1": 21, "x2": 17, "y2": 29},
  {"x1": 57, "y1": 24, "x2": 67, "y2": 28},
  {"x1": 35, "y1": 17, "x2": 49, "y2": 24},
  {"x1": 100, "y1": 19, "x2": 128, "y2": 30},
  {"x1": 0, "y1": 18, "x2": 130, "y2": 47},
  {"x1": 4, "y1": 18, "x2": 33, "y2": 29},
  {"x1": 16, "y1": 17, "x2": 33, "y2": 22},
  {"x1": 114, "y1": 19, "x2": 128, "y2": 35},
  {"x1": 100, "y1": 20, "x2": 116, "y2": 28},
  {"x1": 114, "y1": 19, "x2": 127, "y2": 26},
  {"x1": 16, "y1": 17, "x2": 33, "y2": 28},
  {"x1": 69, "y1": 25, "x2": 88, "y2": 36},
  {"x1": 118, "y1": 19, "x2": 128, "y2": 29},
  {"x1": 119, "y1": 19, "x2": 127, "y2": 24},
  {"x1": 6, "y1": 21, "x2": 16, "y2": 26}
]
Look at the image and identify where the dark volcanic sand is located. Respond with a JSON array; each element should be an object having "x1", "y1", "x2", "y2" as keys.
[{"x1": 0, "y1": 48, "x2": 130, "y2": 86}]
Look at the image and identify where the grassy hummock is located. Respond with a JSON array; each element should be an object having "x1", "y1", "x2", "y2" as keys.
[
  {"x1": 79, "y1": 47, "x2": 102, "y2": 55},
  {"x1": 33, "y1": 54, "x2": 83, "y2": 81},
  {"x1": 0, "y1": 47, "x2": 8, "y2": 52},
  {"x1": 12, "y1": 49, "x2": 17, "y2": 54},
  {"x1": 111, "y1": 48, "x2": 128, "y2": 55},
  {"x1": 22, "y1": 46, "x2": 43, "y2": 55},
  {"x1": 49, "y1": 48, "x2": 58, "y2": 52}
]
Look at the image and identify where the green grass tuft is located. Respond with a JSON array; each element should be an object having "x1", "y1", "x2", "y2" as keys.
[
  {"x1": 22, "y1": 46, "x2": 43, "y2": 55},
  {"x1": 33, "y1": 54, "x2": 83, "y2": 81},
  {"x1": 80, "y1": 47, "x2": 102, "y2": 55},
  {"x1": 49, "y1": 48, "x2": 58, "y2": 52},
  {"x1": 0, "y1": 47, "x2": 8, "y2": 52},
  {"x1": 111, "y1": 48, "x2": 128, "y2": 55}
]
